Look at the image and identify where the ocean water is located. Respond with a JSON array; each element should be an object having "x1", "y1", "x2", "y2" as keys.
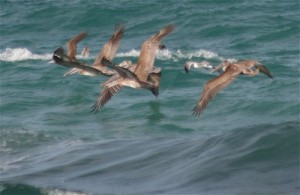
[{"x1": 0, "y1": 0, "x2": 299, "y2": 194}]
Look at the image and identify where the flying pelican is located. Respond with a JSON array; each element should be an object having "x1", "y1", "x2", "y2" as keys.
[
  {"x1": 192, "y1": 60, "x2": 273, "y2": 116},
  {"x1": 212, "y1": 60, "x2": 273, "y2": 78},
  {"x1": 91, "y1": 24, "x2": 175, "y2": 112},
  {"x1": 64, "y1": 24, "x2": 125, "y2": 76},
  {"x1": 52, "y1": 47, "x2": 103, "y2": 76},
  {"x1": 184, "y1": 61, "x2": 215, "y2": 73}
]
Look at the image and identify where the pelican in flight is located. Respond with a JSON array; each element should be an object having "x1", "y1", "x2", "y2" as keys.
[
  {"x1": 191, "y1": 60, "x2": 273, "y2": 116},
  {"x1": 51, "y1": 31, "x2": 88, "y2": 63},
  {"x1": 184, "y1": 61, "x2": 215, "y2": 73},
  {"x1": 64, "y1": 24, "x2": 125, "y2": 76},
  {"x1": 52, "y1": 47, "x2": 104, "y2": 76},
  {"x1": 91, "y1": 24, "x2": 175, "y2": 112}
]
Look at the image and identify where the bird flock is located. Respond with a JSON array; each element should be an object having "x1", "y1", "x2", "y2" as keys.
[{"x1": 52, "y1": 24, "x2": 273, "y2": 117}]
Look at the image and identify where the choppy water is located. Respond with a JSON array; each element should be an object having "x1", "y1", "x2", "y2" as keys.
[{"x1": 1, "y1": 0, "x2": 299, "y2": 194}]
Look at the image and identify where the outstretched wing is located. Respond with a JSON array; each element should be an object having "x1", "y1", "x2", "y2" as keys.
[
  {"x1": 255, "y1": 64, "x2": 273, "y2": 78},
  {"x1": 93, "y1": 24, "x2": 125, "y2": 67},
  {"x1": 91, "y1": 76, "x2": 123, "y2": 113},
  {"x1": 52, "y1": 49, "x2": 103, "y2": 76},
  {"x1": 192, "y1": 65, "x2": 241, "y2": 116},
  {"x1": 67, "y1": 32, "x2": 88, "y2": 61},
  {"x1": 101, "y1": 58, "x2": 137, "y2": 80},
  {"x1": 134, "y1": 24, "x2": 175, "y2": 82}
]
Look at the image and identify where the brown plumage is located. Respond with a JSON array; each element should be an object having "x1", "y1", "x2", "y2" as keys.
[
  {"x1": 52, "y1": 47, "x2": 103, "y2": 76},
  {"x1": 64, "y1": 24, "x2": 125, "y2": 76},
  {"x1": 212, "y1": 60, "x2": 273, "y2": 78},
  {"x1": 90, "y1": 25, "x2": 175, "y2": 112},
  {"x1": 91, "y1": 58, "x2": 160, "y2": 112},
  {"x1": 134, "y1": 24, "x2": 175, "y2": 82},
  {"x1": 192, "y1": 61, "x2": 273, "y2": 116},
  {"x1": 67, "y1": 32, "x2": 88, "y2": 62}
]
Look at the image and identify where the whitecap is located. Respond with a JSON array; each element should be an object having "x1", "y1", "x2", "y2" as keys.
[
  {"x1": 116, "y1": 49, "x2": 140, "y2": 58},
  {"x1": 0, "y1": 48, "x2": 52, "y2": 62},
  {"x1": 0, "y1": 47, "x2": 237, "y2": 63},
  {"x1": 116, "y1": 48, "x2": 237, "y2": 62}
]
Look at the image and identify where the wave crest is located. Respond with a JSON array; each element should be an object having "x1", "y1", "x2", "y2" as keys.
[
  {"x1": 117, "y1": 48, "x2": 236, "y2": 62},
  {"x1": 0, "y1": 47, "x2": 237, "y2": 63},
  {"x1": 0, "y1": 48, "x2": 52, "y2": 62}
]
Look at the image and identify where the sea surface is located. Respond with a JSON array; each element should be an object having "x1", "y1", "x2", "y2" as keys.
[{"x1": 0, "y1": 0, "x2": 299, "y2": 194}]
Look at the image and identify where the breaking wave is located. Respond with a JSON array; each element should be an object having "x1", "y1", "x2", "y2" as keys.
[
  {"x1": 0, "y1": 48, "x2": 52, "y2": 62},
  {"x1": 0, "y1": 48, "x2": 237, "y2": 63}
]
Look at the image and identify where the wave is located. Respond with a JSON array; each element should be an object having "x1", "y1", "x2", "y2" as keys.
[
  {"x1": 0, "y1": 48, "x2": 52, "y2": 62},
  {"x1": 1, "y1": 121, "x2": 298, "y2": 194},
  {"x1": 0, "y1": 47, "x2": 237, "y2": 63},
  {"x1": 117, "y1": 48, "x2": 237, "y2": 62},
  {"x1": 0, "y1": 183, "x2": 89, "y2": 195}
]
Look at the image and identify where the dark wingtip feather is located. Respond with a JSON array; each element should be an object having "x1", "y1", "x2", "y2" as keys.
[
  {"x1": 150, "y1": 87, "x2": 159, "y2": 97},
  {"x1": 192, "y1": 105, "x2": 202, "y2": 117},
  {"x1": 184, "y1": 66, "x2": 189, "y2": 74}
]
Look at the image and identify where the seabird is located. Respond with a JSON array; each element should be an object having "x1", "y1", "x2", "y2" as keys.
[
  {"x1": 212, "y1": 60, "x2": 273, "y2": 78},
  {"x1": 184, "y1": 61, "x2": 215, "y2": 73},
  {"x1": 64, "y1": 24, "x2": 125, "y2": 76},
  {"x1": 192, "y1": 60, "x2": 273, "y2": 116},
  {"x1": 91, "y1": 24, "x2": 175, "y2": 112},
  {"x1": 52, "y1": 47, "x2": 104, "y2": 76}
]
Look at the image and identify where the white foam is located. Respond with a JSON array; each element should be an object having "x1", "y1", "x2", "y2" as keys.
[
  {"x1": 116, "y1": 48, "x2": 235, "y2": 62},
  {"x1": 116, "y1": 49, "x2": 140, "y2": 58},
  {"x1": 44, "y1": 189, "x2": 91, "y2": 195},
  {"x1": 0, "y1": 48, "x2": 52, "y2": 62},
  {"x1": 0, "y1": 47, "x2": 237, "y2": 63}
]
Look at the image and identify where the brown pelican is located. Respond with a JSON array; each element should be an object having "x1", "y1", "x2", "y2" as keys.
[
  {"x1": 212, "y1": 60, "x2": 273, "y2": 78},
  {"x1": 184, "y1": 61, "x2": 215, "y2": 73},
  {"x1": 192, "y1": 60, "x2": 273, "y2": 116},
  {"x1": 52, "y1": 47, "x2": 104, "y2": 76},
  {"x1": 64, "y1": 24, "x2": 125, "y2": 76},
  {"x1": 91, "y1": 24, "x2": 175, "y2": 112},
  {"x1": 52, "y1": 31, "x2": 88, "y2": 63}
]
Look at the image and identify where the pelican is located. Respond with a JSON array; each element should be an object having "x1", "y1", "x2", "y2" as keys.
[
  {"x1": 52, "y1": 47, "x2": 104, "y2": 76},
  {"x1": 64, "y1": 24, "x2": 125, "y2": 76},
  {"x1": 91, "y1": 24, "x2": 175, "y2": 112},
  {"x1": 212, "y1": 60, "x2": 273, "y2": 78},
  {"x1": 192, "y1": 60, "x2": 273, "y2": 116},
  {"x1": 184, "y1": 61, "x2": 215, "y2": 73},
  {"x1": 51, "y1": 31, "x2": 88, "y2": 63},
  {"x1": 80, "y1": 46, "x2": 90, "y2": 58}
]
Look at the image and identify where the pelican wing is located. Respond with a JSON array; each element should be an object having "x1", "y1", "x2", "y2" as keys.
[
  {"x1": 91, "y1": 75, "x2": 123, "y2": 113},
  {"x1": 193, "y1": 66, "x2": 241, "y2": 116},
  {"x1": 52, "y1": 51, "x2": 103, "y2": 76},
  {"x1": 147, "y1": 72, "x2": 161, "y2": 91},
  {"x1": 91, "y1": 85, "x2": 123, "y2": 113},
  {"x1": 67, "y1": 32, "x2": 88, "y2": 61},
  {"x1": 134, "y1": 24, "x2": 175, "y2": 82},
  {"x1": 255, "y1": 64, "x2": 273, "y2": 78},
  {"x1": 93, "y1": 24, "x2": 125, "y2": 67},
  {"x1": 101, "y1": 58, "x2": 137, "y2": 80}
]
